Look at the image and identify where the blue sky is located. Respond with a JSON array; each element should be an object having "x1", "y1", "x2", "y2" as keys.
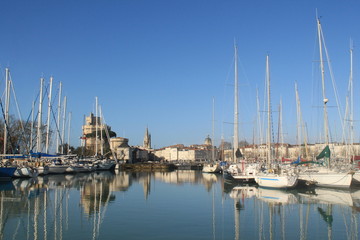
[{"x1": 1, "y1": 0, "x2": 360, "y2": 151}]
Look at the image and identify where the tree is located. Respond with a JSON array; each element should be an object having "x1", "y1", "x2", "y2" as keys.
[
  {"x1": 85, "y1": 126, "x2": 116, "y2": 139},
  {"x1": 58, "y1": 143, "x2": 75, "y2": 155},
  {"x1": 239, "y1": 140, "x2": 249, "y2": 147},
  {"x1": 72, "y1": 146, "x2": 94, "y2": 157},
  {"x1": 0, "y1": 115, "x2": 52, "y2": 154}
]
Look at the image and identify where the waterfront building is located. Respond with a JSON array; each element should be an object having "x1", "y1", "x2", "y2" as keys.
[
  {"x1": 239, "y1": 142, "x2": 360, "y2": 160},
  {"x1": 154, "y1": 139, "x2": 360, "y2": 162},
  {"x1": 110, "y1": 137, "x2": 132, "y2": 162},
  {"x1": 153, "y1": 136, "x2": 218, "y2": 162}
]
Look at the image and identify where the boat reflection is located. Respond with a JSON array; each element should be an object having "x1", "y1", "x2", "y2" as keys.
[
  {"x1": 298, "y1": 187, "x2": 360, "y2": 209},
  {"x1": 225, "y1": 184, "x2": 360, "y2": 240},
  {"x1": 257, "y1": 188, "x2": 298, "y2": 205},
  {"x1": 229, "y1": 184, "x2": 257, "y2": 200},
  {"x1": 0, "y1": 171, "x2": 358, "y2": 240}
]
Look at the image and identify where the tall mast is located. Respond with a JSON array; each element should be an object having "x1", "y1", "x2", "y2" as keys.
[
  {"x1": 212, "y1": 97, "x2": 215, "y2": 161},
  {"x1": 317, "y1": 18, "x2": 329, "y2": 145},
  {"x1": 95, "y1": 96, "x2": 98, "y2": 156},
  {"x1": 100, "y1": 105, "x2": 104, "y2": 156},
  {"x1": 266, "y1": 55, "x2": 271, "y2": 166},
  {"x1": 45, "y1": 77, "x2": 53, "y2": 153},
  {"x1": 277, "y1": 98, "x2": 283, "y2": 158},
  {"x1": 61, "y1": 96, "x2": 67, "y2": 154},
  {"x1": 349, "y1": 42, "x2": 354, "y2": 157},
  {"x1": 3, "y1": 68, "x2": 10, "y2": 154},
  {"x1": 37, "y1": 78, "x2": 44, "y2": 153},
  {"x1": 233, "y1": 42, "x2": 239, "y2": 163},
  {"x1": 56, "y1": 82, "x2": 62, "y2": 154},
  {"x1": 81, "y1": 114, "x2": 86, "y2": 156},
  {"x1": 67, "y1": 112, "x2": 72, "y2": 154},
  {"x1": 295, "y1": 82, "x2": 302, "y2": 155},
  {"x1": 256, "y1": 88, "x2": 263, "y2": 157},
  {"x1": 30, "y1": 100, "x2": 35, "y2": 153}
]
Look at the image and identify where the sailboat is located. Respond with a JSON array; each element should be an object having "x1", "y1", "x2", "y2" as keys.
[
  {"x1": 225, "y1": 43, "x2": 259, "y2": 182},
  {"x1": 202, "y1": 98, "x2": 221, "y2": 173},
  {"x1": 297, "y1": 18, "x2": 353, "y2": 188},
  {"x1": 254, "y1": 55, "x2": 298, "y2": 189}
]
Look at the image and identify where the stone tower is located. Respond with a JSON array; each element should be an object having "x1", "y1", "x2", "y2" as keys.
[{"x1": 143, "y1": 127, "x2": 151, "y2": 149}]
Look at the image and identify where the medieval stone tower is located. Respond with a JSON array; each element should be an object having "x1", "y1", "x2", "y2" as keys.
[{"x1": 143, "y1": 127, "x2": 151, "y2": 149}]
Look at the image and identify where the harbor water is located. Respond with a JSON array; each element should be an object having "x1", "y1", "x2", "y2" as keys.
[{"x1": 0, "y1": 170, "x2": 359, "y2": 240}]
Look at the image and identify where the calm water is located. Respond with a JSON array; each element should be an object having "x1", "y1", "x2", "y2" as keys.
[{"x1": 0, "y1": 170, "x2": 359, "y2": 240}]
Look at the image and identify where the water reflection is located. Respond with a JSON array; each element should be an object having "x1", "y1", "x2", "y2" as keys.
[
  {"x1": 227, "y1": 182, "x2": 360, "y2": 240},
  {"x1": 0, "y1": 171, "x2": 358, "y2": 239}
]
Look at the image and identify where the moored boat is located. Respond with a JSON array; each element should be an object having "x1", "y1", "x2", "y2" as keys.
[
  {"x1": 0, "y1": 166, "x2": 17, "y2": 180},
  {"x1": 255, "y1": 172, "x2": 298, "y2": 189},
  {"x1": 48, "y1": 159, "x2": 69, "y2": 174},
  {"x1": 14, "y1": 167, "x2": 39, "y2": 178},
  {"x1": 225, "y1": 161, "x2": 258, "y2": 182},
  {"x1": 202, "y1": 162, "x2": 221, "y2": 173}
]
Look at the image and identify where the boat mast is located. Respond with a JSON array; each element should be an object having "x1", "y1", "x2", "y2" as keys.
[
  {"x1": 67, "y1": 112, "x2": 72, "y2": 154},
  {"x1": 266, "y1": 55, "x2": 271, "y2": 167},
  {"x1": 212, "y1": 97, "x2": 215, "y2": 161},
  {"x1": 95, "y1": 96, "x2": 98, "y2": 156},
  {"x1": 317, "y1": 18, "x2": 329, "y2": 145},
  {"x1": 3, "y1": 68, "x2": 10, "y2": 154},
  {"x1": 295, "y1": 82, "x2": 302, "y2": 156},
  {"x1": 277, "y1": 98, "x2": 283, "y2": 159},
  {"x1": 295, "y1": 82, "x2": 309, "y2": 158},
  {"x1": 37, "y1": 78, "x2": 44, "y2": 153},
  {"x1": 45, "y1": 76, "x2": 53, "y2": 153},
  {"x1": 256, "y1": 88, "x2": 263, "y2": 158},
  {"x1": 30, "y1": 100, "x2": 35, "y2": 154},
  {"x1": 61, "y1": 96, "x2": 67, "y2": 154},
  {"x1": 100, "y1": 106, "x2": 104, "y2": 156},
  {"x1": 56, "y1": 82, "x2": 62, "y2": 154},
  {"x1": 233, "y1": 42, "x2": 239, "y2": 163},
  {"x1": 349, "y1": 42, "x2": 354, "y2": 160}
]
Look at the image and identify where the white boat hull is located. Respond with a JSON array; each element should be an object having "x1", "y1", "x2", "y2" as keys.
[
  {"x1": 298, "y1": 170, "x2": 353, "y2": 188},
  {"x1": 226, "y1": 163, "x2": 258, "y2": 182},
  {"x1": 14, "y1": 167, "x2": 39, "y2": 178},
  {"x1": 202, "y1": 164, "x2": 221, "y2": 173},
  {"x1": 94, "y1": 162, "x2": 115, "y2": 171},
  {"x1": 48, "y1": 165, "x2": 69, "y2": 174},
  {"x1": 37, "y1": 166, "x2": 49, "y2": 175},
  {"x1": 255, "y1": 174, "x2": 298, "y2": 189}
]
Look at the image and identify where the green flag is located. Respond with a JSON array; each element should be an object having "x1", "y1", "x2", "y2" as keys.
[{"x1": 316, "y1": 145, "x2": 330, "y2": 160}]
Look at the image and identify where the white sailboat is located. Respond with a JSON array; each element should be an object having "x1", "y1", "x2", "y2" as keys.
[
  {"x1": 297, "y1": 18, "x2": 353, "y2": 188},
  {"x1": 202, "y1": 98, "x2": 221, "y2": 173},
  {"x1": 254, "y1": 55, "x2": 298, "y2": 189},
  {"x1": 225, "y1": 43, "x2": 259, "y2": 182}
]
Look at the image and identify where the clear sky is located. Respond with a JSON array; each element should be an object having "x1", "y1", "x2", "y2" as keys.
[{"x1": 1, "y1": 0, "x2": 360, "y2": 152}]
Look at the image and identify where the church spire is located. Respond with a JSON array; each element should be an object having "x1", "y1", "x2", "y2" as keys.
[{"x1": 143, "y1": 126, "x2": 151, "y2": 149}]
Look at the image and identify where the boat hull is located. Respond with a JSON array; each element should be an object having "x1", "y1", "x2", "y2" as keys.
[
  {"x1": 352, "y1": 171, "x2": 360, "y2": 185},
  {"x1": 48, "y1": 165, "x2": 69, "y2": 174},
  {"x1": 255, "y1": 174, "x2": 298, "y2": 189},
  {"x1": 14, "y1": 167, "x2": 39, "y2": 178},
  {"x1": 0, "y1": 167, "x2": 16, "y2": 180},
  {"x1": 202, "y1": 164, "x2": 221, "y2": 173},
  {"x1": 298, "y1": 171, "x2": 353, "y2": 188},
  {"x1": 37, "y1": 166, "x2": 49, "y2": 175},
  {"x1": 225, "y1": 162, "x2": 258, "y2": 182}
]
